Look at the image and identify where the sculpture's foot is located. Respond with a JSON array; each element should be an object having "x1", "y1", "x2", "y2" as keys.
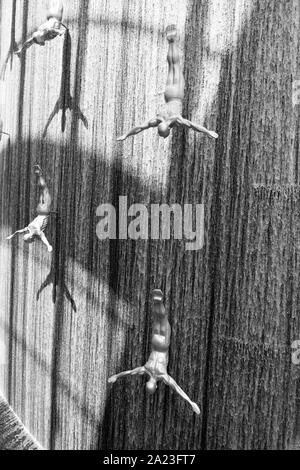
[
  {"x1": 153, "y1": 289, "x2": 163, "y2": 304},
  {"x1": 166, "y1": 24, "x2": 178, "y2": 41},
  {"x1": 153, "y1": 289, "x2": 165, "y2": 315},
  {"x1": 34, "y1": 164, "x2": 43, "y2": 175}
]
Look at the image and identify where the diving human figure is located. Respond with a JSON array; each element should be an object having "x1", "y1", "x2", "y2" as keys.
[
  {"x1": 15, "y1": 0, "x2": 66, "y2": 56},
  {"x1": 6, "y1": 165, "x2": 53, "y2": 253},
  {"x1": 118, "y1": 25, "x2": 218, "y2": 142},
  {"x1": 108, "y1": 289, "x2": 200, "y2": 415}
]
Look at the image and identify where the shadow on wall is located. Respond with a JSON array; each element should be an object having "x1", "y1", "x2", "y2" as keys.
[
  {"x1": 1, "y1": 0, "x2": 219, "y2": 452},
  {"x1": 0, "y1": 0, "x2": 17, "y2": 80},
  {"x1": 36, "y1": 214, "x2": 77, "y2": 313},
  {"x1": 0, "y1": 3, "x2": 170, "y2": 81},
  {"x1": 0, "y1": 132, "x2": 173, "y2": 449},
  {"x1": 42, "y1": 29, "x2": 88, "y2": 137}
]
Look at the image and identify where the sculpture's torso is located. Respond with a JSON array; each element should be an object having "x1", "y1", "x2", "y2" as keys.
[
  {"x1": 158, "y1": 99, "x2": 183, "y2": 123},
  {"x1": 145, "y1": 315, "x2": 171, "y2": 378},
  {"x1": 28, "y1": 215, "x2": 49, "y2": 236},
  {"x1": 145, "y1": 349, "x2": 169, "y2": 378},
  {"x1": 35, "y1": 18, "x2": 61, "y2": 43}
]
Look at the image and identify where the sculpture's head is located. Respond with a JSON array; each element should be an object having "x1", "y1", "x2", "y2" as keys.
[
  {"x1": 158, "y1": 122, "x2": 171, "y2": 138},
  {"x1": 23, "y1": 233, "x2": 34, "y2": 244},
  {"x1": 146, "y1": 377, "x2": 157, "y2": 395}
]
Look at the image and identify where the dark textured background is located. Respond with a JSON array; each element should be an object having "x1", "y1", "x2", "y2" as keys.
[{"x1": 0, "y1": 0, "x2": 300, "y2": 450}]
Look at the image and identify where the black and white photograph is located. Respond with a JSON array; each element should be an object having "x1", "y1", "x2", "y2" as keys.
[{"x1": 0, "y1": 0, "x2": 300, "y2": 455}]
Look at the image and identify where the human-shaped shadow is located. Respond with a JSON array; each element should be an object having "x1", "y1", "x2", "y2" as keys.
[
  {"x1": 0, "y1": 0, "x2": 17, "y2": 80},
  {"x1": 36, "y1": 212, "x2": 77, "y2": 313},
  {"x1": 118, "y1": 25, "x2": 218, "y2": 142},
  {"x1": 6, "y1": 165, "x2": 53, "y2": 252},
  {"x1": 108, "y1": 289, "x2": 200, "y2": 415},
  {"x1": 42, "y1": 29, "x2": 88, "y2": 138}
]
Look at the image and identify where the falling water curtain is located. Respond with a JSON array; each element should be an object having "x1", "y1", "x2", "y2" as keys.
[
  {"x1": 0, "y1": 0, "x2": 300, "y2": 451},
  {"x1": 0, "y1": 392, "x2": 42, "y2": 450}
]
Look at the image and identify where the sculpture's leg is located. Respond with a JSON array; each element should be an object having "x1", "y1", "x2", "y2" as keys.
[
  {"x1": 47, "y1": 0, "x2": 64, "y2": 22},
  {"x1": 165, "y1": 25, "x2": 185, "y2": 101},
  {"x1": 153, "y1": 289, "x2": 166, "y2": 317},
  {"x1": 35, "y1": 166, "x2": 52, "y2": 215},
  {"x1": 152, "y1": 289, "x2": 170, "y2": 337}
]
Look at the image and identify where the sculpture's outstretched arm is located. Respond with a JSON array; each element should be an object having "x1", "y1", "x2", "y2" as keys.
[
  {"x1": 0, "y1": 119, "x2": 9, "y2": 140},
  {"x1": 162, "y1": 374, "x2": 200, "y2": 415},
  {"x1": 117, "y1": 117, "x2": 161, "y2": 141},
  {"x1": 179, "y1": 117, "x2": 218, "y2": 140},
  {"x1": 6, "y1": 228, "x2": 28, "y2": 240},
  {"x1": 15, "y1": 37, "x2": 37, "y2": 56},
  {"x1": 108, "y1": 367, "x2": 147, "y2": 383},
  {"x1": 39, "y1": 232, "x2": 53, "y2": 253}
]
